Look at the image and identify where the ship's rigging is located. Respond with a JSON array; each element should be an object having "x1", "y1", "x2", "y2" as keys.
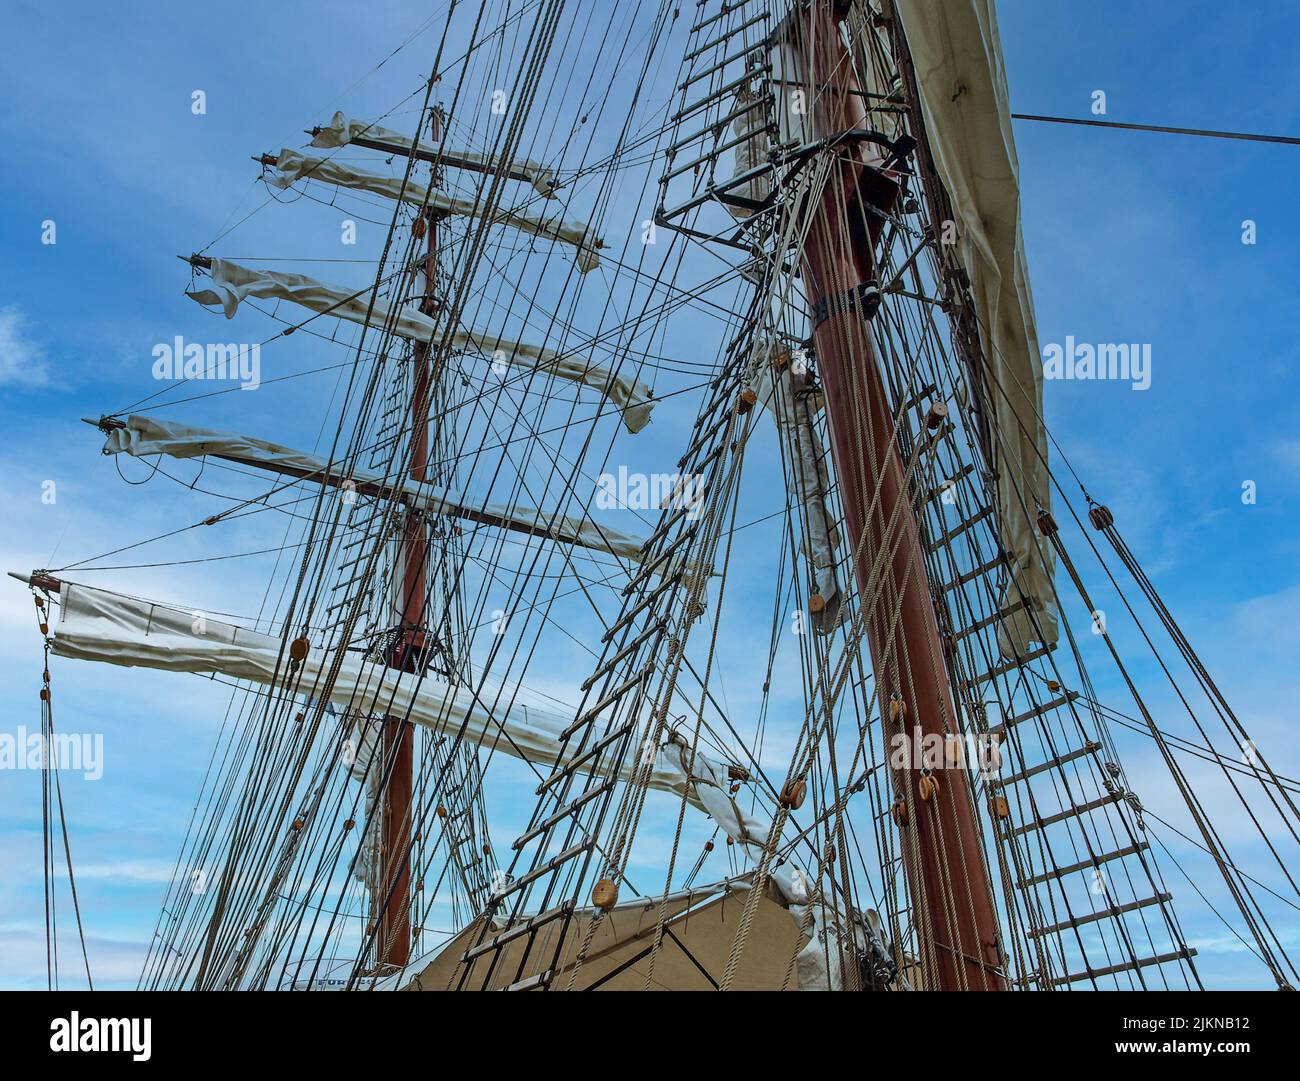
[{"x1": 20, "y1": 0, "x2": 1299, "y2": 991}]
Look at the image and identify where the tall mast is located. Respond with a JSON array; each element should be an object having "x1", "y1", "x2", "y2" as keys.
[
  {"x1": 792, "y1": 1, "x2": 1005, "y2": 990},
  {"x1": 377, "y1": 107, "x2": 443, "y2": 970}
]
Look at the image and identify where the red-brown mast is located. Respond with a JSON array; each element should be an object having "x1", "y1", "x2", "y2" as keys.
[
  {"x1": 378, "y1": 109, "x2": 442, "y2": 970},
  {"x1": 792, "y1": 1, "x2": 1005, "y2": 990}
]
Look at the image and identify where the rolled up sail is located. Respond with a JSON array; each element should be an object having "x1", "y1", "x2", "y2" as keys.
[
  {"x1": 746, "y1": 342, "x2": 843, "y2": 635},
  {"x1": 309, "y1": 110, "x2": 559, "y2": 199},
  {"x1": 184, "y1": 258, "x2": 654, "y2": 432},
  {"x1": 98, "y1": 413, "x2": 683, "y2": 575},
  {"x1": 267, "y1": 148, "x2": 603, "y2": 272},
  {"x1": 43, "y1": 576, "x2": 846, "y2": 989}
]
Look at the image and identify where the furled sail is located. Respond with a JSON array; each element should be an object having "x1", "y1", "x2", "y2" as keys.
[
  {"x1": 44, "y1": 577, "x2": 848, "y2": 988},
  {"x1": 184, "y1": 258, "x2": 654, "y2": 432},
  {"x1": 97, "y1": 414, "x2": 682, "y2": 576},
  {"x1": 44, "y1": 581, "x2": 731, "y2": 804},
  {"x1": 310, "y1": 110, "x2": 559, "y2": 199},
  {"x1": 747, "y1": 342, "x2": 844, "y2": 635},
  {"x1": 892, "y1": 0, "x2": 1059, "y2": 656},
  {"x1": 266, "y1": 148, "x2": 604, "y2": 272}
]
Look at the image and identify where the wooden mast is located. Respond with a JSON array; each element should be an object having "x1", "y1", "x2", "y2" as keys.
[
  {"x1": 791, "y1": 1, "x2": 1006, "y2": 990},
  {"x1": 378, "y1": 108, "x2": 442, "y2": 970}
]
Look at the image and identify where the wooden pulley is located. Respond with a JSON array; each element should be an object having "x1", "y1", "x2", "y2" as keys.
[
  {"x1": 808, "y1": 594, "x2": 826, "y2": 615},
  {"x1": 435, "y1": 804, "x2": 448, "y2": 819},
  {"x1": 779, "y1": 777, "x2": 807, "y2": 810},
  {"x1": 343, "y1": 818, "x2": 355, "y2": 831},
  {"x1": 725, "y1": 836, "x2": 734, "y2": 846},
  {"x1": 291, "y1": 817, "x2": 304, "y2": 831},
  {"x1": 918, "y1": 771, "x2": 940, "y2": 802},
  {"x1": 39, "y1": 623, "x2": 48, "y2": 635},
  {"x1": 1046, "y1": 678, "x2": 1061, "y2": 693},
  {"x1": 39, "y1": 688, "x2": 49, "y2": 701},
  {"x1": 482, "y1": 843, "x2": 492, "y2": 856},
  {"x1": 824, "y1": 844, "x2": 836, "y2": 864},
  {"x1": 1036, "y1": 509, "x2": 1058, "y2": 536},
  {"x1": 891, "y1": 798, "x2": 909, "y2": 828},
  {"x1": 924, "y1": 400, "x2": 949, "y2": 432},
  {"x1": 703, "y1": 840, "x2": 714, "y2": 853},
  {"x1": 1088, "y1": 504, "x2": 1114, "y2": 531},
  {"x1": 736, "y1": 387, "x2": 758, "y2": 415},
  {"x1": 729, "y1": 782, "x2": 741, "y2": 794},
  {"x1": 727, "y1": 764, "x2": 750, "y2": 782},
  {"x1": 412, "y1": 215, "x2": 427, "y2": 239},
  {"x1": 289, "y1": 636, "x2": 310, "y2": 662},
  {"x1": 295, "y1": 712, "x2": 305, "y2": 723},
  {"x1": 34, "y1": 595, "x2": 44, "y2": 608},
  {"x1": 888, "y1": 696, "x2": 907, "y2": 725},
  {"x1": 592, "y1": 878, "x2": 618, "y2": 912},
  {"x1": 990, "y1": 795, "x2": 1010, "y2": 820}
]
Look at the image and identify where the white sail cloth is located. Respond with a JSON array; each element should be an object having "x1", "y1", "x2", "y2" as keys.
[
  {"x1": 268, "y1": 148, "x2": 603, "y2": 273},
  {"x1": 185, "y1": 259, "x2": 654, "y2": 433},
  {"x1": 99, "y1": 414, "x2": 678, "y2": 576},
  {"x1": 893, "y1": 0, "x2": 1058, "y2": 656},
  {"x1": 747, "y1": 344, "x2": 843, "y2": 636},
  {"x1": 310, "y1": 110, "x2": 559, "y2": 199},
  {"x1": 48, "y1": 578, "x2": 840, "y2": 988}
]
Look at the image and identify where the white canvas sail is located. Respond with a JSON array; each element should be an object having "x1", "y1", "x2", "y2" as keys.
[{"x1": 184, "y1": 258, "x2": 655, "y2": 432}]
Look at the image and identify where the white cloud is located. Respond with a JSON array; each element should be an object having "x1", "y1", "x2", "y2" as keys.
[{"x1": 0, "y1": 307, "x2": 50, "y2": 388}]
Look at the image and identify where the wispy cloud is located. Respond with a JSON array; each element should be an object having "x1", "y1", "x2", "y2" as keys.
[{"x1": 0, "y1": 307, "x2": 49, "y2": 388}]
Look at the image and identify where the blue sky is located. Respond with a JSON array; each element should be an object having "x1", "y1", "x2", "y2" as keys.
[{"x1": 0, "y1": 0, "x2": 1296, "y2": 990}]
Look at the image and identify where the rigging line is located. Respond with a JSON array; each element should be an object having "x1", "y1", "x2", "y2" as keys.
[
  {"x1": 930, "y1": 207, "x2": 1296, "y2": 868},
  {"x1": 1054, "y1": 684, "x2": 1300, "y2": 797},
  {"x1": 1010, "y1": 112, "x2": 1300, "y2": 147},
  {"x1": 1140, "y1": 808, "x2": 1300, "y2": 917},
  {"x1": 53, "y1": 542, "x2": 311, "y2": 573}
]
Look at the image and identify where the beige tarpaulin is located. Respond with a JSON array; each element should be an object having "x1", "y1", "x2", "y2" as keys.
[
  {"x1": 894, "y1": 0, "x2": 1059, "y2": 656},
  {"x1": 384, "y1": 877, "x2": 807, "y2": 991}
]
